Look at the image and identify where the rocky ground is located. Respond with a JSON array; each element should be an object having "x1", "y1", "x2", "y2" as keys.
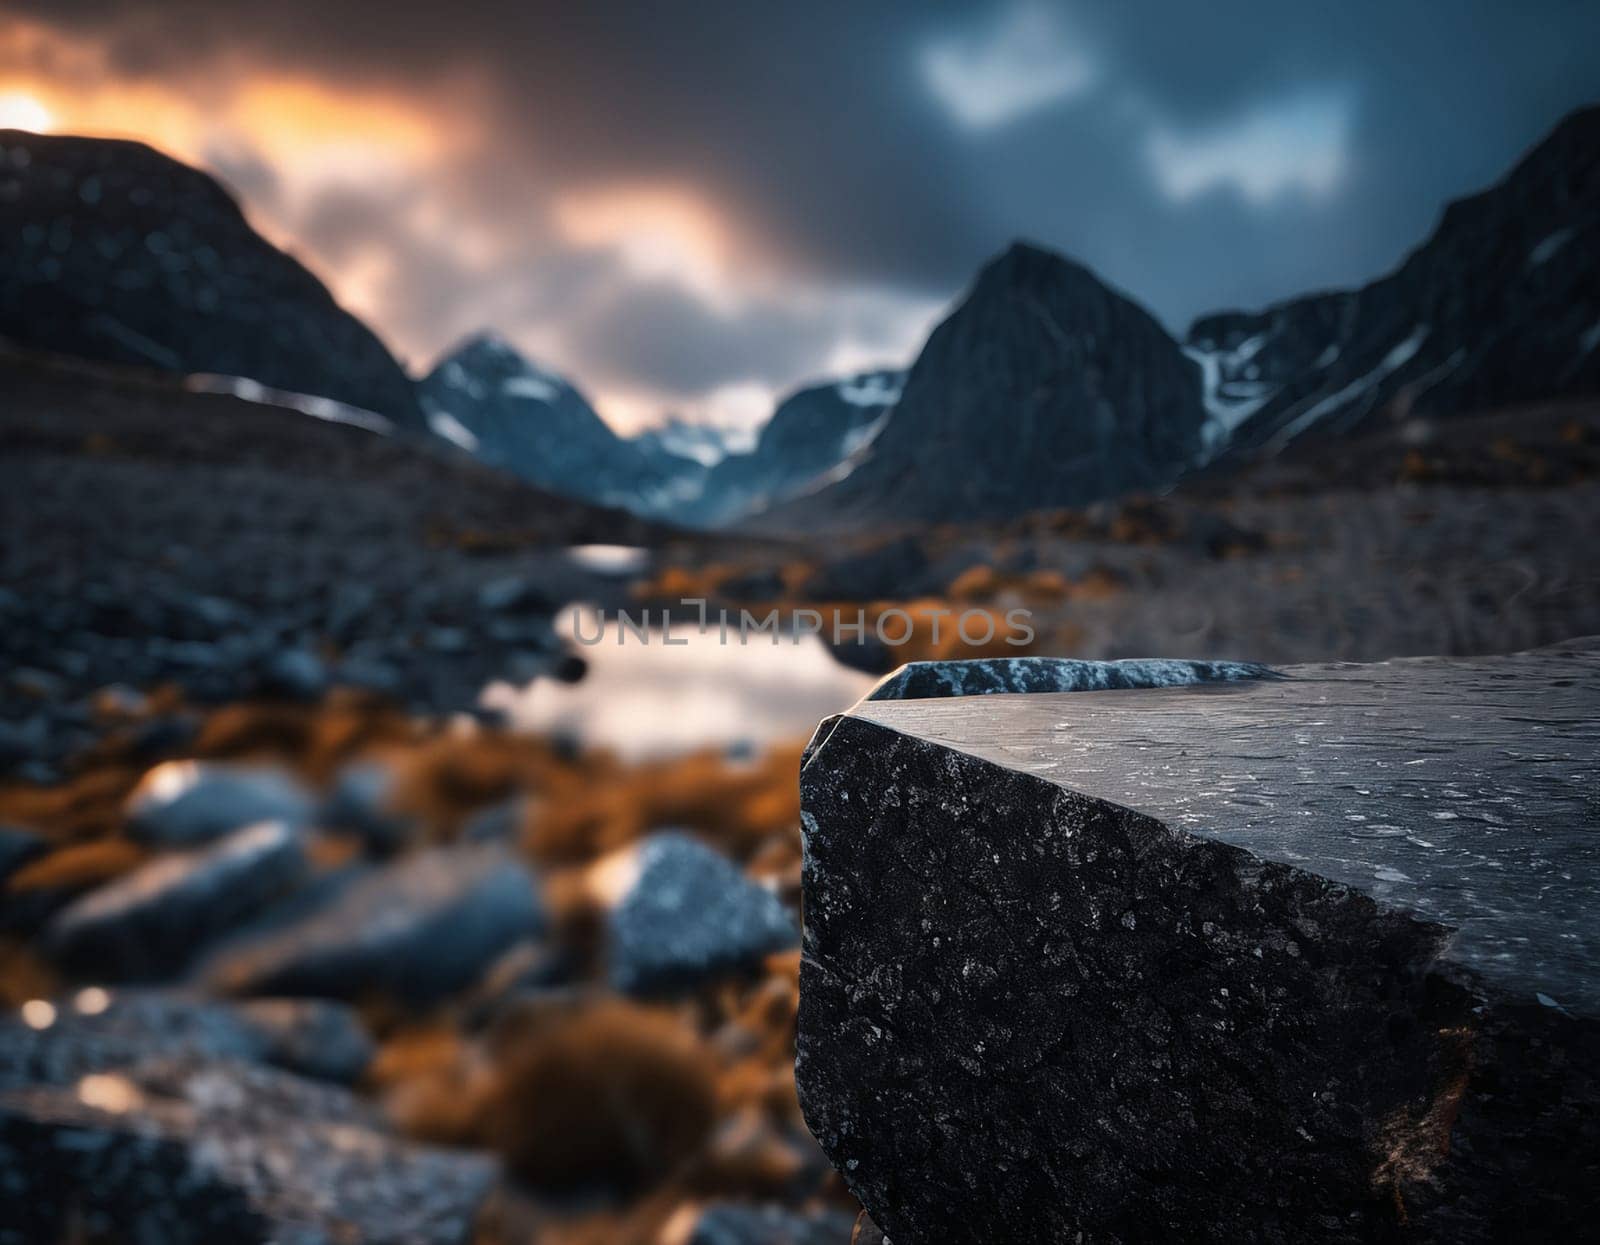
[{"x1": 3, "y1": 352, "x2": 1598, "y2": 1244}]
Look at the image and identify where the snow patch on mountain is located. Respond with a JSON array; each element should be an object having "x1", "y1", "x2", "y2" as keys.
[
  {"x1": 427, "y1": 408, "x2": 480, "y2": 452},
  {"x1": 836, "y1": 372, "x2": 904, "y2": 408},
  {"x1": 1273, "y1": 324, "x2": 1431, "y2": 445}
]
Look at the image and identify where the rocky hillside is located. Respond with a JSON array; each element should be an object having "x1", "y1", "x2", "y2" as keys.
[
  {"x1": 418, "y1": 333, "x2": 702, "y2": 516},
  {"x1": 789, "y1": 243, "x2": 1208, "y2": 524},
  {"x1": 0, "y1": 130, "x2": 425, "y2": 430},
  {"x1": 1189, "y1": 105, "x2": 1600, "y2": 455}
]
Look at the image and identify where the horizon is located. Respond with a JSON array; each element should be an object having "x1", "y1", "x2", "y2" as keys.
[{"x1": 2, "y1": 2, "x2": 1597, "y2": 434}]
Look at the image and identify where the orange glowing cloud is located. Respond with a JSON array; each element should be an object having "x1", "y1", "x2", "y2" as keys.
[{"x1": 554, "y1": 182, "x2": 747, "y2": 305}]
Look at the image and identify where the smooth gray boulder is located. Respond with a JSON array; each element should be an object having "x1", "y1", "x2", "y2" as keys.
[
  {"x1": 799, "y1": 647, "x2": 1600, "y2": 1243},
  {"x1": 205, "y1": 843, "x2": 545, "y2": 1004},
  {"x1": 46, "y1": 821, "x2": 307, "y2": 979},
  {"x1": 125, "y1": 762, "x2": 314, "y2": 846}
]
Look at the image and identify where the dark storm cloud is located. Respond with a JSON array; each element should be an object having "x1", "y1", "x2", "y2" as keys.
[{"x1": 10, "y1": 0, "x2": 1600, "y2": 420}]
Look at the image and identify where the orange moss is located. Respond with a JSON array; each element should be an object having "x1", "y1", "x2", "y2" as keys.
[
  {"x1": 484, "y1": 997, "x2": 720, "y2": 1193},
  {"x1": 6, "y1": 837, "x2": 146, "y2": 895}
]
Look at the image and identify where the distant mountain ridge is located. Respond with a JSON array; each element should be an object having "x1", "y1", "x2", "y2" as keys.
[
  {"x1": 417, "y1": 333, "x2": 702, "y2": 515},
  {"x1": 674, "y1": 370, "x2": 905, "y2": 526},
  {"x1": 3, "y1": 106, "x2": 1596, "y2": 529},
  {"x1": 1186, "y1": 103, "x2": 1600, "y2": 457},
  {"x1": 0, "y1": 129, "x2": 425, "y2": 430}
]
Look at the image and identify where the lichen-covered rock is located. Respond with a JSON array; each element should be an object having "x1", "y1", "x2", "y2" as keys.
[
  {"x1": 608, "y1": 832, "x2": 797, "y2": 994},
  {"x1": 204, "y1": 843, "x2": 545, "y2": 1004},
  {"x1": 799, "y1": 649, "x2": 1600, "y2": 1243},
  {"x1": 0, "y1": 1056, "x2": 494, "y2": 1244},
  {"x1": 45, "y1": 820, "x2": 307, "y2": 979}
]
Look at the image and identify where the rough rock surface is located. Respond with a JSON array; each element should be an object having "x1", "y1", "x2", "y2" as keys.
[
  {"x1": 864, "y1": 655, "x2": 1275, "y2": 701},
  {"x1": 45, "y1": 819, "x2": 307, "y2": 978},
  {"x1": 798, "y1": 647, "x2": 1600, "y2": 1242},
  {"x1": 0, "y1": 1056, "x2": 494, "y2": 1244},
  {"x1": 609, "y1": 832, "x2": 798, "y2": 994},
  {"x1": 204, "y1": 843, "x2": 546, "y2": 1003},
  {"x1": 0, "y1": 990, "x2": 371, "y2": 1088}
]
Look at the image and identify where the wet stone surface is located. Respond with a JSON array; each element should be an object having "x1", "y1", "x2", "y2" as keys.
[{"x1": 798, "y1": 645, "x2": 1600, "y2": 1243}]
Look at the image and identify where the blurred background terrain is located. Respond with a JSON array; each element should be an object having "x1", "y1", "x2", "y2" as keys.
[{"x1": 1, "y1": 3, "x2": 1598, "y2": 1242}]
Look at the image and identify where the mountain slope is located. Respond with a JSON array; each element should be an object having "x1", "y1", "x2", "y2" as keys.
[
  {"x1": 1190, "y1": 105, "x2": 1600, "y2": 454},
  {"x1": 793, "y1": 244, "x2": 1206, "y2": 524},
  {"x1": 418, "y1": 334, "x2": 699, "y2": 514},
  {"x1": 0, "y1": 130, "x2": 424, "y2": 429},
  {"x1": 681, "y1": 370, "x2": 904, "y2": 526}
]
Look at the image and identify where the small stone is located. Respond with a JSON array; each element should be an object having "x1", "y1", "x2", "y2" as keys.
[
  {"x1": 608, "y1": 832, "x2": 798, "y2": 995},
  {"x1": 258, "y1": 647, "x2": 328, "y2": 700},
  {"x1": 125, "y1": 761, "x2": 313, "y2": 846},
  {"x1": 0, "y1": 1056, "x2": 495, "y2": 1244},
  {"x1": 45, "y1": 821, "x2": 307, "y2": 980},
  {"x1": 205, "y1": 843, "x2": 545, "y2": 1004},
  {"x1": 320, "y1": 760, "x2": 415, "y2": 853}
]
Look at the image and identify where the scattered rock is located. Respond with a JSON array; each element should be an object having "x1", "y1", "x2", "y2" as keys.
[
  {"x1": 206, "y1": 843, "x2": 545, "y2": 1004},
  {"x1": 320, "y1": 760, "x2": 415, "y2": 854},
  {"x1": 0, "y1": 990, "x2": 370, "y2": 1088},
  {"x1": 45, "y1": 821, "x2": 307, "y2": 980},
  {"x1": 608, "y1": 833, "x2": 797, "y2": 995},
  {"x1": 125, "y1": 762, "x2": 314, "y2": 846},
  {"x1": 687, "y1": 1203, "x2": 860, "y2": 1245},
  {"x1": 258, "y1": 647, "x2": 329, "y2": 700},
  {"x1": 0, "y1": 1056, "x2": 495, "y2": 1244}
]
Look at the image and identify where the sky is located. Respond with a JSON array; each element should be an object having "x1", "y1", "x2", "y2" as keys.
[{"x1": 2, "y1": 1, "x2": 1597, "y2": 433}]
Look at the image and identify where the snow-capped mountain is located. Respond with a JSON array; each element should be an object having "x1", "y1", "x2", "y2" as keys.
[
  {"x1": 1188, "y1": 104, "x2": 1599, "y2": 457},
  {"x1": 417, "y1": 334, "x2": 701, "y2": 514},
  {"x1": 675, "y1": 370, "x2": 906, "y2": 526},
  {"x1": 630, "y1": 416, "x2": 751, "y2": 468}
]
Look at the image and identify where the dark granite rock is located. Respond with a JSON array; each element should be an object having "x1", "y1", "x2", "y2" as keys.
[
  {"x1": 687, "y1": 1203, "x2": 860, "y2": 1245},
  {"x1": 0, "y1": 1055, "x2": 494, "y2": 1244},
  {"x1": 205, "y1": 843, "x2": 545, "y2": 1003},
  {"x1": 45, "y1": 820, "x2": 308, "y2": 979},
  {"x1": 0, "y1": 990, "x2": 371, "y2": 1088},
  {"x1": 125, "y1": 761, "x2": 314, "y2": 846},
  {"x1": 609, "y1": 832, "x2": 798, "y2": 995},
  {"x1": 799, "y1": 649, "x2": 1600, "y2": 1243},
  {"x1": 865, "y1": 655, "x2": 1276, "y2": 701}
]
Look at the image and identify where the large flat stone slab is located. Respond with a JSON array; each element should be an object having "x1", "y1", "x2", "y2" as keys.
[{"x1": 797, "y1": 645, "x2": 1600, "y2": 1243}]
